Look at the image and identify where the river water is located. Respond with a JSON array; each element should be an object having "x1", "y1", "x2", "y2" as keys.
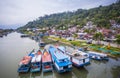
[{"x1": 0, "y1": 32, "x2": 120, "y2": 78}]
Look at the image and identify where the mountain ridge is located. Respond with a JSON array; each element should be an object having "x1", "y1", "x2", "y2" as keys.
[{"x1": 18, "y1": 0, "x2": 120, "y2": 30}]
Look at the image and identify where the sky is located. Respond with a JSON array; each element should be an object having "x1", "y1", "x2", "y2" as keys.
[{"x1": 0, "y1": 0, "x2": 117, "y2": 29}]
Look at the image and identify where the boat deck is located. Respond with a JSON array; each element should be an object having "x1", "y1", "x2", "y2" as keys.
[{"x1": 59, "y1": 46, "x2": 88, "y2": 60}]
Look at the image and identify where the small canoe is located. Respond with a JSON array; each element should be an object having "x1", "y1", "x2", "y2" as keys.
[
  {"x1": 42, "y1": 50, "x2": 52, "y2": 72},
  {"x1": 30, "y1": 50, "x2": 42, "y2": 72},
  {"x1": 88, "y1": 51, "x2": 109, "y2": 61}
]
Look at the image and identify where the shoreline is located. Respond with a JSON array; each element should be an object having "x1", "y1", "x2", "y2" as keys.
[{"x1": 44, "y1": 36, "x2": 120, "y2": 58}]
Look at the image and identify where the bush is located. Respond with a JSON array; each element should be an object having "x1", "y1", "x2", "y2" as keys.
[{"x1": 70, "y1": 41, "x2": 80, "y2": 46}]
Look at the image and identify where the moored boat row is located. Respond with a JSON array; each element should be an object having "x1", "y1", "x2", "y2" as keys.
[
  {"x1": 18, "y1": 49, "x2": 52, "y2": 73},
  {"x1": 18, "y1": 44, "x2": 109, "y2": 73}
]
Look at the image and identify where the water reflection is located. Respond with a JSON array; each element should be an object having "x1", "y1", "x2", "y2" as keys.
[
  {"x1": 54, "y1": 71, "x2": 73, "y2": 78},
  {"x1": 91, "y1": 59, "x2": 108, "y2": 65},
  {"x1": 111, "y1": 66, "x2": 120, "y2": 78},
  {"x1": 18, "y1": 73, "x2": 30, "y2": 78},
  {"x1": 31, "y1": 72, "x2": 41, "y2": 78},
  {"x1": 43, "y1": 72, "x2": 54, "y2": 78},
  {"x1": 72, "y1": 67, "x2": 88, "y2": 78}
]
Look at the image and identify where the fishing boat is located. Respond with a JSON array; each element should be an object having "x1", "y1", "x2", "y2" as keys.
[
  {"x1": 39, "y1": 40, "x2": 46, "y2": 47},
  {"x1": 49, "y1": 46, "x2": 72, "y2": 73},
  {"x1": 88, "y1": 51, "x2": 109, "y2": 61},
  {"x1": 30, "y1": 50, "x2": 42, "y2": 72},
  {"x1": 42, "y1": 50, "x2": 53, "y2": 72},
  {"x1": 57, "y1": 46, "x2": 90, "y2": 67},
  {"x1": 18, "y1": 50, "x2": 35, "y2": 73}
]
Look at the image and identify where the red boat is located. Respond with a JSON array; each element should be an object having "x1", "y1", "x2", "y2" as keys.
[{"x1": 42, "y1": 50, "x2": 53, "y2": 72}]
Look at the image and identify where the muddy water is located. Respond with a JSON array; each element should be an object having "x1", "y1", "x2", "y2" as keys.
[{"x1": 0, "y1": 32, "x2": 120, "y2": 78}]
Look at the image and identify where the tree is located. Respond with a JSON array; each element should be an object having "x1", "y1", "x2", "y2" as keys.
[
  {"x1": 84, "y1": 29, "x2": 90, "y2": 33},
  {"x1": 93, "y1": 32, "x2": 104, "y2": 44},
  {"x1": 73, "y1": 33, "x2": 78, "y2": 40},
  {"x1": 116, "y1": 34, "x2": 120, "y2": 47}
]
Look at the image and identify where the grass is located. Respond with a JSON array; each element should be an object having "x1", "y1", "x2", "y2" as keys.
[
  {"x1": 48, "y1": 36, "x2": 120, "y2": 57},
  {"x1": 89, "y1": 44, "x2": 120, "y2": 56},
  {"x1": 49, "y1": 36, "x2": 88, "y2": 47}
]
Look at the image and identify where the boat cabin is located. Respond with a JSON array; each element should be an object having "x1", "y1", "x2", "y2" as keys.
[{"x1": 49, "y1": 46, "x2": 72, "y2": 73}]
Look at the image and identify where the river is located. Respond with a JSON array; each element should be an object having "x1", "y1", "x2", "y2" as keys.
[{"x1": 0, "y1": 32, "x2": 120, "y2": 78}]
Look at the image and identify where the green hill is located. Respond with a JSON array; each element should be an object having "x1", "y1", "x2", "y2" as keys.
[{"x1": 18, "y1": 0, "x2": 120, "y2": 30}]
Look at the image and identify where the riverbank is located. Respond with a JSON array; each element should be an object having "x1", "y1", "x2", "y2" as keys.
[
  {"x1": 44, "y1": 36, "x2": 120, "y2": 58},
  {"x1": 0, "y1": 29, "x2": 14, "y2": 37}
]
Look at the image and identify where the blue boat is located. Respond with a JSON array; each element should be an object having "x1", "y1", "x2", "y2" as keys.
[
  {"x1": 57, "y1": 46, "x2": 90, "y2": 67},
  {"x1": 88, "y1": 51, "x2": 109, "y2": 61},
  {"x1": 18, "y1": 50, "x2": 35, "y2": 73},
  {"x1": 49, "y1": 46, "x2": 72, "y2": 73},
  {"x1": 30, "y1": 50, "x2": 42, "y2": 72}
]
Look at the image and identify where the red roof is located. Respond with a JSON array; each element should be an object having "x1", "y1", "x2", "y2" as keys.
[
  {"x1": 42, "y1": 52, "x2": 52, "y2": 63},
  {"x1": 20, "y1": 56, "x2": 31, "y2": 65},
  {"x1": 37, "y1": 51, "x2": 42, "y2": 55}
]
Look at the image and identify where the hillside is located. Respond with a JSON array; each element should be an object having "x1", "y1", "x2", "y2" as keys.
[{"x1": 18, "y1": 0, "x2": 120, "y2": 30}]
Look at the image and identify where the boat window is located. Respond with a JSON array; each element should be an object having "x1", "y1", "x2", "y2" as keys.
[
  {"x1": 44, "y1": 62, "x2": 50, "y2": 66},
  {"x1": 63, "y1": 66, "x2": 68, "y2": 69},
  {"x1": 74, "y1": 53, "x2": 80, "y2": 56},
  {"x1": 36, "y1": 62, "x2": 40, "y2": 65},
  {"x1": 58, "y1": 58, "x2": 68, "y2": 62}
]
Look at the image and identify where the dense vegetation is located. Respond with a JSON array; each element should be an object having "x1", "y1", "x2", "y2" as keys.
[{"x1": 18, "y1": 0, "x2": 120, "y2": 30}]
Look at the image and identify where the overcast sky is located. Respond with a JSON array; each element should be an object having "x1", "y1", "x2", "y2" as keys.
[{"x1": 0, "y1": 0, "x2": 117, "y2": 29}]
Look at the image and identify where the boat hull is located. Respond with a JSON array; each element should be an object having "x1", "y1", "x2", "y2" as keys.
[
  {"x1": 18, "y1": 65, "x2": 30, "y2": 73},
  {"x1": 30, "y1": 68, "x2": 41, "y2": 73},
  {"x1": 54, "y1": 64, "x2": 72, "y2": 73},
  {"x1": 42, "y1": 64, "x2": 53, "y2": 72},
  {"x1": 72, "y1": 61, "x2": 90, "y2": 67},
  {"x1": 89, "y1": 53, "x2": 109, "y2": 61}
]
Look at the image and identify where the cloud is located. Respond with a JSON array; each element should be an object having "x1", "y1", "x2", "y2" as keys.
[{"x1": 0, "y1": 0, "x2": 117, "y2": 28}]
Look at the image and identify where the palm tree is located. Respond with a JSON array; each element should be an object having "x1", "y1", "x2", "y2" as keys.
[{"x1": 93, "y1": 32, "x2": 104, "y2": 45}]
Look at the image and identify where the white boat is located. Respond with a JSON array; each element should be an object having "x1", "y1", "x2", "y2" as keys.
[
  {"x1": 57, "y1": 46, "x2": 90, "y2": 67},
  {"x1": 88, "y1": 51, "x2": 108, "y2": 60},
  {"x1": 30, "y1": 50, "x2": 42, "y2": 72}
]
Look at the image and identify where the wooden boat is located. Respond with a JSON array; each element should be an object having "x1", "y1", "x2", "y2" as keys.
[
  {"x1": 18, "y1": 50, "x2": 35, "y2": 73},
  {"x1": 39, "y1": 40, "x2": 46, "y2": 47},
  {"x1": 20, "y1": 34, "x2": 30, "y2": 38},
  {"x1": 42, "y1": 50, "x2": 53, "y2": 72},
  {"x1": 57, "y1": 46, "x2": 90, "y2": 67},
  {"x1": 49, "y1": 46, "x2": 72, "y2": 73},
  {"x1": 88, "y1": 51, "x2": 109, "y2": 61},
  {"x1": 30, "y1": 50, "x2": 42, "y2": 72}
]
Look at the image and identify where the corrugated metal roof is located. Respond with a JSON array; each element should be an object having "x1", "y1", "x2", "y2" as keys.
[
  {"x1": 57, "y1": 46, "x2": 65, "y2": 52},
  {"x1": 54, "y1": 50, "x2": 68, "y2": 60}
]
